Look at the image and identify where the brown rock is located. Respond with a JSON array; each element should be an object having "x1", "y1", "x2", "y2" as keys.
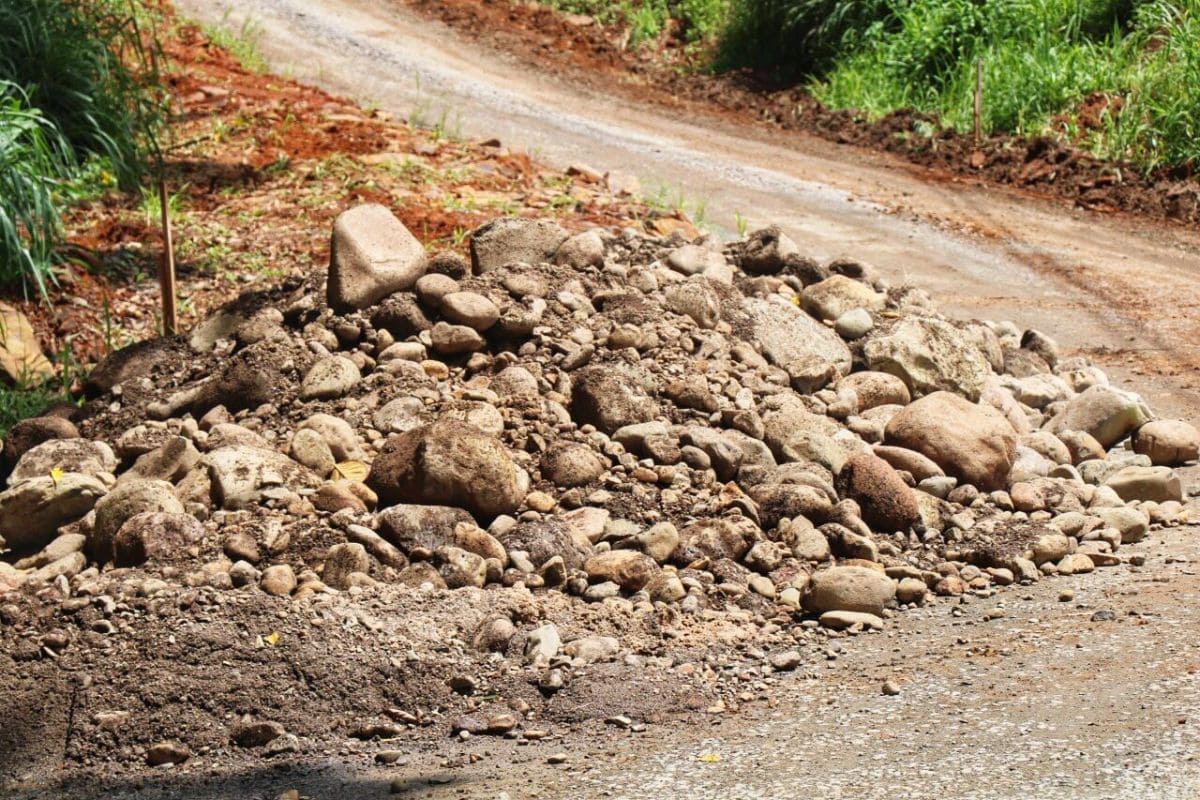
[
  {"x1": 836, "y1": 453, "x2": 920, "y2": 532},
  {"x1": 367, "y1": 420, "x2": 527, "y2": 521},
  {"x1": 583, "y1": 549, "x2": 657, "y2": 591},
  {"x1": 884, "y1": 392, "x2": 1017, "y2": 491}
]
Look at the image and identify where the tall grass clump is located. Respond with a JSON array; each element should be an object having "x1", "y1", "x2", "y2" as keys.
[
  {"x1": 0, "y1": 83, "x2": 75, "y2": 297},
  {"x1": 0, "y1": 0, "x2": 165, "y2": 293},
  {"x1": 718, "y1": 0, "x2": 1199, "y2": 171}
]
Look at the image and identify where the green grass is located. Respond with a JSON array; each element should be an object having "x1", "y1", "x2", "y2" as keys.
[
  {"x1": 717, "y1": 0, "x2": 1200, "y2": 172},
  {"x1": 202, "y1": 10, "x2": 270, "y2": 74},
  {"x1": 543, "y1": 0, "x2": 731, "y2": 44},
  {"x1": 0, "y1": 0, "x2": 165, "y2": 296},
  {"x1": 0, "y1": 83, "x2": 73, "y2": 296},
  {"x1": 0, "y1": 382, "x2": 68, "y2": 438}
]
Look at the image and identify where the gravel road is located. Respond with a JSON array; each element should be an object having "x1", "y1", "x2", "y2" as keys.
[{"x1": 143, "y1": 2, "x2": 1200, "y2": 796}]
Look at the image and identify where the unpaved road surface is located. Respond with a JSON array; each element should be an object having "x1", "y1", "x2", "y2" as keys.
[{"x1": 138, "y1": 1, "x2": 1200, "y2": 797}]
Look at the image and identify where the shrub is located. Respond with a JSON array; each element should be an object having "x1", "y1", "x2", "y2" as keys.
[
  {"x1": 0, "y1": 0, "x2": 165, "y2": 294},
  {"x1": 0, "y1": 83, "x2": 74, "y2": 295}
]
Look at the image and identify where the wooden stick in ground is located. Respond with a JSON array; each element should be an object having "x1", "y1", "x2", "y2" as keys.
[
  {"x1": 974, "y1": 58, "x2": 983, "y2": 147},
  {"x1": 157, "y1": 178, "x2": 178, "y2": 336}
]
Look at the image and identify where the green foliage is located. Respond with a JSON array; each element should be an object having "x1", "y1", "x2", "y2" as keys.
[
  {"x1": 203, "y1": 10, "x2": 269, "y2": 74},
  {"x1": 545, "y1": 0, "x2": 731, "y2": 44},
  {"x1": 0, "y1": 382, "x2": 68, "y2": 438},
  {"x1": 718, "y1": 0, "x2": 1200, "y2": 171},
  {"x1": 0, "y1": 0, "x2": 166, "y2": 188},
  {"x1": 717, "y1": 0, "x2": 893, "y2": 77},
  {"x1": 0, "y1": 83, "x2": 74, "y2": 295},
  {"x1": 0, "y1": 0, "x2": 165, "y2": 296}
]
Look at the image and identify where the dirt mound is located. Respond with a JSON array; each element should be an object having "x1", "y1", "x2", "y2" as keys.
[{"x1": 1, "y1": 207, "x2": 1192, "y2": 792}]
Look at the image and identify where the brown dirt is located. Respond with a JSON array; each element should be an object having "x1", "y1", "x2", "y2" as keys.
[
  {"x1": 400, "y1": 0, "x2": 1199, "y2": 226},
  {"x1": 6, "y1": 10, "x2": 679, "y2": 387}
]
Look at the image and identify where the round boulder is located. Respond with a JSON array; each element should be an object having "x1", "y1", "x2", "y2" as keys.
[
  {"x1": 804, "y1": 565, "x2": 896, "y2": 616},
  {"x1": 1132, "y1": 419, "x2": 1200, "y2": 466},
  {"x1": 367, "y1": 419, "x2": 528, "y2": 521}
]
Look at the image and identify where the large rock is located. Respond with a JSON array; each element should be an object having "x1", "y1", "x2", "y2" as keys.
[
  {"x1": 570, "y1": 366, "x2": 659, "y2": 434},
  {"x1": 664, "y1": 278, "x2": 721, "y2": 329},
  {"x1": 440, "y1": 292, "x2": 500, "y2": 331},
  {"x1": 376, "y1": 503, "x2": 473, "y2": 556},
  {"x1": 740, "y1": 225, "x2": 799, "y2": 275},
  {"x1": 90, "y1": 480, "x2": 184, "y2": 562},
  {"x1": 8, "y1": 439, "x2": 116, "y2": 486},
  {"x1": 0, "y1": 473, "x2": 107, "y2": 553},
  {"x1": 863, "y1": 317, "x2": 992, "y2": 401},
  {"x1": 541, "y1": 443, "x2": 606, "y2": 487},
  {"x1": 805, "y1": 566, "x2": 896, "y2": 615},
  {"x1": 1104, "y1": 466, "x2": 1183, "y2": 503},
  {"x1": 367, "y1": 420, "x2": 527, "y2": 520},
  {"x1": 583, "y1": 550, "x2": 657, "y2": 591},
  {"x1": 742, "y1": 297, "x2": 852, "y2": 375},
  {"x1": 1131, "y1": 419, "x2": 1200, "y2": 466},
  {"x1": 498, "y1": 518, "x2": 592, "y2": 571},
  {"x1": 2, "y1": 416, "x2": 79, "y2": 470},
  {"x1": 327, "y1": 204, "x2": 427, "y2": 312},
  {"x1": 300, "y1": 357, "x2": 360, "y2": 401},
  {"x1": 835, "y1": 453, "x2": 920, "y2": 532},
  {"x1": 1047, "y1": 384, "x2": 1152, "y2": 449},
  {"x1": 112, "y1": 512, "x2": 204, "y2": 567},
  {"x1": 205, "y1": 446, "x2": 321, "y2": 510},
  {"x1": 836, "y1": 371, "x2": 910, "y2": 411},
  {"x1": 884, "y1": 392, "x2": 1017, "y2": 491},
  {"x1": 470, "y1": 218, "x2": 568, "y2": 274},
  {"x1": 801, "y1": 275, "x2": 885, "y2": 322}
]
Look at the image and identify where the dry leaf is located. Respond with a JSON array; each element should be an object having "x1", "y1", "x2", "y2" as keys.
[{"x1": 331, "y1": 460, "x2": 369, "y2": 482}]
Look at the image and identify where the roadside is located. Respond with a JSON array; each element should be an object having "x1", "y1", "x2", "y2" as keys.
[
  {"x1": 406, "y1": 0, "x2": 1200, "y2": 227},
  {"x1": 6, "y1": 7, "x2": 659, "y2": 401}
]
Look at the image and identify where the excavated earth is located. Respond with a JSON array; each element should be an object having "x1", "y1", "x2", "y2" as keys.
[{"x1": 2, "y1": 202, "x2": 1198, "y2": 798}]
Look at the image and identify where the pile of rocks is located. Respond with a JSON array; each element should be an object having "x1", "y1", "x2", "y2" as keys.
[{"x1": 0, "y1": 203, "x2": 1194, "y2": 637}]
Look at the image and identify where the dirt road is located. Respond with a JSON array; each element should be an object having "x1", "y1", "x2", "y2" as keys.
[{"x1": 150, "y1": 2, "x2": 1200, "y2": 797}]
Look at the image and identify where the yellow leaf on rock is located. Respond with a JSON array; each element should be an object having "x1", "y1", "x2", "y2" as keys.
[
  {"x1": 331, "y1": 461, "x2": 368, "y2": 483},
  {"x1": 698, "y1": 753, "x2": 721, "y2": 763},
  {"x1": 49, "y1": 466, "x2": 64, "y2": 485}
]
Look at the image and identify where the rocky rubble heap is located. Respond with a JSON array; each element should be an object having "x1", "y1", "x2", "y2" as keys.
[{"x1": 1, "y1": 203, "x2": 1195, "y2": 637}]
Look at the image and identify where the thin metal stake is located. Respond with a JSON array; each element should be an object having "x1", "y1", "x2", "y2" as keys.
[{"x1": 158, "y1": 178, "x2": 178, "y2": 336}]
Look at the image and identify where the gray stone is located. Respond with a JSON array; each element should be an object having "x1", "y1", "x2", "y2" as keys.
[
  {"x1": 1047, "y1": 385, "x2": 1152, "y2": 449},
  {"x1": 205, "y1": 446, "x2": 321, "y2": 510},
  {"x1": 743, "y1": 296, "x2": 852, "y2": 375},
  {"x1": 863, "y1": 317, "x2": 991, "y2": 401},
  {"x1": 300, "y1": 357, "x2": 360, "y2": 401},
  {"x1": 440, "y1": 292, "x2": 500, "y2": 331},
  {"x1": 470, "y1": 218, "x2": 568, "y2": 273},
  {"x1": 9, "y1": 439, "x2": 116, "y2": 486},
  {"x1": 328, "y1": 204, "x2": 427, "y2": 312},
  {"x1": 0, "y1": 473, "x2": 106, "y2": 553},
  {"x1": 367, "y1": 420, "x2": 528, "y2": 520}
]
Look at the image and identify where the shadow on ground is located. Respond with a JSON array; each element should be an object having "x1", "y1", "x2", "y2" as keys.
[{"x1": 7, "y1": 762, "x2": 472, "y2": 800}]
